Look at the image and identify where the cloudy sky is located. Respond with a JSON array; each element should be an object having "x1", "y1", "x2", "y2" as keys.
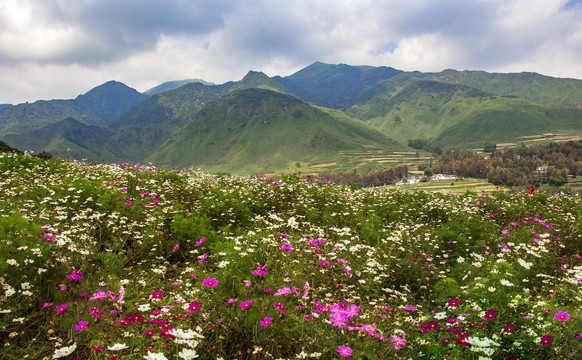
[{"x1": 1, "y1": 0, "x2": 582, "y2": 104}]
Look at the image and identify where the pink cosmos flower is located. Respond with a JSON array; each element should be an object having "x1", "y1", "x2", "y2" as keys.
[
  {"x1": 151, "y1": 291, "x2": 163, "y2": 300},
  {"x1": 89, "y1": 291, "x2": 107, "y2": 301},
  {"x1": 252, "y1": 265, "x2": 267, "y2": 277},
  {"x1": 172, "y1": 244, "x2": 179, "y2": 252},
  {"x1": 337, "y1": 345, "x2": 353, "y2": 357},
  {"x1": 391, "y1": 334, "x2": 406, "y2": 350},
  {"x1": 281, "y1": 242, "x2": 293, "y2": 252},
  {"x1": 555, "y1": 310, "x2": 570, "y2": 322},
  {"x1": 448, "y1": 299, "x2": 459, "y2": 307},
  {"x1": 274, "y1": 302, "x2": 287, "y2": 314},
  {"x1": 55, "y1": 304, "x2": 67, "y2": 313},
  {"x1": 188, "y1": 302, "x2": 200, "y2": 313},
  {"x1": 198, "y1": 253, "x2": 208, "y2": 263},
  {"x1": 66, "y1": 268, "x2": 83, "y2": 281},
  {"x1": 240, "y1": 300, "x2": 252, "y2": 310},
  {"x1": 195, "y1": 237, "x2": 205, "y2": 247},
  {"x1": 89, "y1": 306, "x2": 102, "y2": 318},
  {"x1": 75, "y1": 321, "x2": 88, "y2": 331},
  {"x1": 331, "y1": 313, "x2": 348, "y2": 327},
  {"x1": 202, "y1": 277, "x2": 217, "y2": 288},
  {"x1": 260, "y1": 316, "x2": 272, "y2": 327}
]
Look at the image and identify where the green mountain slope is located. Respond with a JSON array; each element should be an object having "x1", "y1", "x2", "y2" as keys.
[
  {"x1": 108, "y1": 82, "x2": 230, "y2": 161},
  {"x1": 0, "y1": 81, "x2": 148, "y2": 137},
  {"x1": 434, "y1": 101, "x2": 582, "y2": 147},
  {"x1": 107, "y1": 71, "x2": 288, "y2": 162},
  {"x1": 148, "y1": 88, "x2": 402, "y2": 173},
  {"x1": 3, "y1": 118, "x2": 120, "y2": 162},
  {"x1": 349, "y1": 79, "x2": 582, "y2": 149},
  {"x1": 274, "y1": 61, "x2": 402, "y2": 110},
  {"x1": 423, "y1": 69, "x2": 582, "y2": 109},
  {"x1": 0, "y1": 100, "x2": 105, "y2": 137}
]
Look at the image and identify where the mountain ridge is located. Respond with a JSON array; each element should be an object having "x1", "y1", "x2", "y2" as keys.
[{"x1": 2, "y1": 61, "x2": 582, "y2": 172}]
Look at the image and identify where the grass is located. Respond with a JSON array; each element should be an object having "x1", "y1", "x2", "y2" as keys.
[{"x1": 1, "y1": 152, "x2": 581, "y2": 360}]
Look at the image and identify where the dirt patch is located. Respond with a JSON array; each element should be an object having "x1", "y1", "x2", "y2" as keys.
[{"x1": 310, "y1": 162, "x2": 336, "y2": 168}]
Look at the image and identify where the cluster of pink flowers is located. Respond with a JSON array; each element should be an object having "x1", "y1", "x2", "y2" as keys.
[{"x1": 251, "y1": 264, "x2": 267, "y2": 277}]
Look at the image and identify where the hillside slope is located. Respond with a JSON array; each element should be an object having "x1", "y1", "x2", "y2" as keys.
[{"x1": 148, "y1": 88, "x2": 401, "y2": 172}]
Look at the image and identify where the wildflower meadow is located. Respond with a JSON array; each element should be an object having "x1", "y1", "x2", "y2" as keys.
[{"x1": 0, "y1": 152, "x2": 581, "y2": 359}]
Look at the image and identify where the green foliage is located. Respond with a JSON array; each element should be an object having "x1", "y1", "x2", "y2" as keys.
[{"x1": 0, "y1": 152, "x2": 581, "y2": 359}]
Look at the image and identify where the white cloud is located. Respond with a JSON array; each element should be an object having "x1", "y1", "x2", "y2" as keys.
[{"x1": 1, "y1": 0, "x2": 582, "y2": 104}]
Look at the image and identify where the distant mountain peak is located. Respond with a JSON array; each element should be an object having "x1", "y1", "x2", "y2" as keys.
[
  {"x1": 145, "y1": 78, "x2": 215, "y2": 96},
  {"x1": 75, "y1": 81, "x2": 148, "y2": 125}
]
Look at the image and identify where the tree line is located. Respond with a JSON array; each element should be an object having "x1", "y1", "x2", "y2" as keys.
[{"x1": 431, "y1": 140, "x2": 582, "y2": 187}]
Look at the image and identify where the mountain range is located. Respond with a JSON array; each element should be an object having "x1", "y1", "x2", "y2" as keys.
[{"x1": 2, "y1": 62, "x2": 582, "y2": 173}]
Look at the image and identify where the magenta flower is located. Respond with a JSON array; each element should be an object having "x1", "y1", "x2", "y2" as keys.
[
  {"x1": 203, "y1": 277, "x2": 217, "y2": 288},
  {"x1": 503, "y1": 324, "x2": 515, "y2": 333},
  {"x1": 172, "y1": 244, "x2": 179, "y2": 252},
  {"x1": 540, "y1": 335, "x2": 552, "y2": 346},
  {"x1": 89, "y1": 306, "x2": 102, "y2": 318},
  {"x1": 252, "y1": 265, "x2": 267, "y2": 277},
  {"x1": 198, "y1": 253, "x2": 208, "y2": 263},
  {"x1": 319, "y1": 259, "x2": 330, "y2": 267},
  {"x1": 240, "y1": 300, "x2": 252, "y2": 310},
  {"x1": 260, "y1": 316, "x2": 273, "y2": 327},
  {"x1": 391, "y1": 334, "x2": 406, "y2": 350},
  {"x1": 89, "y1": 291, "x2": 107, "y2": 301},
  {"x1": 66, "y1": 268, "x2": 83, "y2": 281},
  {"x1": 448, "y1": 299, "x2": 459, "y2": 307},
  {"x1": 151, "y1": 291, "x2": 163, "y2": 300},
  {"x1": 75, "y1": 321, "x2": 88, "y2": 331},
  {"x1": 337, "y1": 345, "x2": 353, "y2": 357},
  {"x1": 555, "y1": 310, "x2": 570, "y2": 322},
  {"x1": 330, "y1": 313, "x2": 348, "y2": 327},
  {"x1": 346, "y1": 304, "x2": 360, "y2": 318},
  {"x1": 188, "y1": 302, "x2": 200, "y2": 313},
  {"x1": 55, "y1": 304, "x2": 67, "y2": 313},
  {"x1": 281, "y1": 242, "x2": 293, "y2": 252},
  {"x1": 274, "y1": 302, "x2": 287, "y2": 314},
  {"x1": 195, "y1": 237, "x2": 205, "y2": 247},
  {"x1": 484, "y1": 310, "x2": 497, "y2": 320},
  {"x1": 402, "y1": 305, "x2": 418, "y2": 311}
]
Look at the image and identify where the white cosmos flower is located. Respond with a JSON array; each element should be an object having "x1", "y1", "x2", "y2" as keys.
[
  {"x1": 434, "y1": 312, "x2": 447, "y2": 320},
  {"x1": 53, "y1": 343, "x2": 76, "y2": 358},
  {"x1": 143, "y1": 352, "x2": 168, "y2": 360},
  {"x1": 178, "y1": 348, "x2": 199, "y2": 359},
  {"x1": 108, "y1": 343, "x2": 129, "y2": 351},
  {"x1": 500, "y1": 279, "x2": 514, "y2": 287}
]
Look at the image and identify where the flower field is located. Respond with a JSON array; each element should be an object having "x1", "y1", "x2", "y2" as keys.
[{"x1": 0, "y1": 152, "x2": 581, "y2": 359}]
